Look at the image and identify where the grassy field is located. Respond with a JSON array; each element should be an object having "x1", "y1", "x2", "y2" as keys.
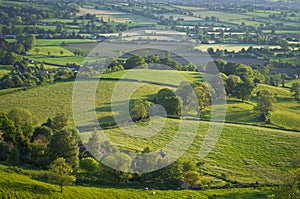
[
  {"x1": 0, "y1": 70, "x2": 299, "y2": 186},
  {"x1": 0, "y1": 65, "x2": 12, "y2": 78},
  {"x1": 35, "y1": 39, "x2": 97, "y2": 46},
  {"x1": 28, "y1": 46, "x2": 75, "y2": 57},
  {"x1": 78, "y1": 7, "x2": 156, "y2": 25},
  {"x1": 0, "y1": 164, "x2": 272, "y2": 199},
  {"x1": 0, "y1": 70, "x2": 299, "y2": 129},
  {"x1": 99, "y1": 117, "x2": 300, "y2": 184}
]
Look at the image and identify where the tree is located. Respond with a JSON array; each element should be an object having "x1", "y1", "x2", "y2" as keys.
[
  {"x1": 279, "y1": 39, "x2": 290, "y2": 51},
  {"x1": 34, "y1": 48, "x2": 40, "y2": 55},
  {"x1": 8, "y1": 108, "x2": 35, "y2": 141},
  {"x1": 232, "y1": 80, "x2": 255, "y2": 101},
  {"x1": 157, "y1": 88, "x2": 181, "y2": 116},
  {"x1": 226, "y1": 75, "x2": 242, "y2": 95},
  {"x1": 184, "y1": 171, "x2": 201, "y2": 188},
  {"x1": 47, "y1": 129, "x2": 79, "y2": 170},
  {"x1": 31, "y1": 126, "x2": 53, "y2": 143},
  {"x1": 130, "y1": 100, "x2": 151, "y2": 121},
  {"x1": 48, "y1": 157, "x2": 76, "y2": 193},
  {"x1": 291, "y1": 83, "x2": 300, "y2": 101},
  {"x1": 194, "y1": 83, "x2": 211, "y2": 112},
  {"x1": 59, "y1": 50, "x2": 64, "y2": 56},
  {"x1": 80, "y1": 157, "x2": 99, "y2": 174},
  {"x1": 124, "y1": 56, "x2": 146, "y2": 69},
  {"x1": 157, "y1": 88, "x2": 176, "y2": 104},
  {"x1": 51, "y1": 113, "x2": 69, "y2": 132},
  {"x1": 0, "y1": 113, "x2": 18, "y2": 145},
  {"x1": 158, "y1": 161, "x2": 184, "y2": 189},
  {"x1": 255, "y1": 90, "x2": 277, "y2": 118},
  {"x1": 162, "y1": 96, "x2": 181, "y2": 117}
]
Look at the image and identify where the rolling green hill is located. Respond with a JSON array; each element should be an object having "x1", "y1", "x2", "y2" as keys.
[
  {"x1": 0, "y1": 70, "x2": 299, "y2": 187},
  {"x1": 0, "y1": 164, "x2": 271, "y2": 199}
]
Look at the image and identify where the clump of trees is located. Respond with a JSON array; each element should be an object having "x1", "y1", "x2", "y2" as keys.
[
  {"x1": 212, "y1": 60, "x2": 260, "y2": 101},
  {"x1": 255, "y1": 90, "x2": 277, "y2": 123},
  {"x1": 291, "y1": 83, "x2": 300, "y2": 102},
  {"x1": 0, "y1": 60, "x2": 75, "y2": 89}
]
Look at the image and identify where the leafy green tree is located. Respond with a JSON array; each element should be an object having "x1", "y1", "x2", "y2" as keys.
[
  {"x1": 226, "y1": 75, "x2": 242, "y2": 95},
  {"x1": 255, "y1": 90, "x2": 277, "y2": 117},
  {"x1": 194, "y1": 83, "x2": 211, "y2": 112},
  {"x1": 124, "y1": 56, "x2": 146, "y2": 69},
  {"x1": 48, "y1": 157, "x2": 76, "y2": 193},
  {"x1": 47, "y1": 129, "x2": 79, "y2": 170},
  {"x1": 51, "y1": 113, "x2": 69, "y2": 132},
  {"x1": 157, "y1": 88, "x2": 181, "y2": 116},
  {"x1": 130, "y1": 100, "x2": 151, "y2": 121},
  {"x1": 31, "y1": 126, "x2": 53, "y2": 143},
  {"x1": 80, "y1": 157, "x2": 99, "y2": 174},
  {"x1": 34, "y1": 48, "x2": 40, "y2": 55},
  {"x1": 232, "y1": 80, "x2": 255, "y2": 101},
  {"x1": 0, "y1": 141, "x2": 12, "y2": 161},
  {"x1": 9, "y1": 146, "x2": 20, "y2": 165},
  {"x1": 184, "y1": 171, "x2": 201, "y2": 188},
  {"x1": 233, "y1": 64, "x2": 254, "y2": 82},
  {"x1": 291, "y1": 83, "x2": 300, "y2": 101},
  {"x1": 157, "y1": 88, "x2": 176, "y2": 104},
  {"x1": 0, "y1": 113, "x2": 18, "y2": 145},
  {"x1": 158, "y1": 161, "x2": 184, "y2": 189},
  {"x1": 8, "y1": 107, "x2": 35, "y2": 141}
]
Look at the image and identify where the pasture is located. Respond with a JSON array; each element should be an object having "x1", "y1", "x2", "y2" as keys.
[
  {"x1": 35, "y1": 39, "x2": 97, "y2": 46},
  {"x1": 78, "y1": 7, "x2": 156, "y2": 25},
  {"x1": 0, "y1": 70, "x2": 299, "y2": 187},
  {"x1": 0, "y1": 164, "x2": 271, "y2": 199}
]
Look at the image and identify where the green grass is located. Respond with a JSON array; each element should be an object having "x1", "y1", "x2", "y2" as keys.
[
  {"x1": 28, "y1": 46, "x2": 74, "y2": 57},
  {"x1": 25, "y1": 56, "x2": 105, "y2": 66},
  {"x1": 78, "y1": 7, "x2": 156, "y2": 25},
  {"x1": 35, "y1": 39, "x2": 97, "y2": 46},
  {"x1": 0, "y1": 70, "x2": 299, "y2": 130},
  {"x1": 0, "y1": 164, "x2": 272, "y2": 198},
  {"x1": 98, "y1": 117, "x2": 300, "y2": 184},
  {"x1": 0, "y1": 65, "x2": 12, "y2": 78},
  {"x1": 285, "y1": 78, "x2": 300, "y2": 88},
  {"x1": 0, "y1": 70, "x2": 299, "y2": 189}
]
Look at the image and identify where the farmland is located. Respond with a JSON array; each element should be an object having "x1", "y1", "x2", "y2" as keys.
[{"x1": 0, "y1": 0, "x2": 299, "y2": 198}]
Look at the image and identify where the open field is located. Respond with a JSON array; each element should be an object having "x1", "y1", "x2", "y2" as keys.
[
  {"x1": 35, "y1": 39, "x2": 97, "y2": 46},
  {"x1": 78, "y1": 7, "x2": 156, "y2": 25},
  {"x1": 100, "y1": 117, "x2": 300, "y2": 184},
  {"x1": 28, "y1": 46, "x2": 74, "y2": 57},
  {"x1": 0, "y1": 70, "x2": 299, "y2": 130},
  {"x1": 0, "y1": 164, "x2": 272, "y2": 199}
]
